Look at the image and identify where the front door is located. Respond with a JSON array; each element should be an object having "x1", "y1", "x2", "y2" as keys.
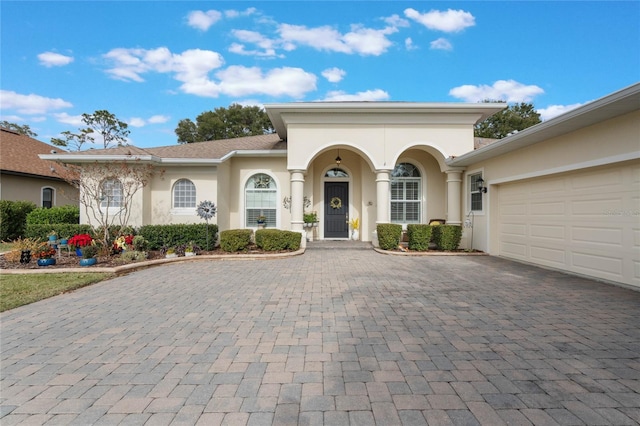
[{"x1": 324, "y1": 182, "x2": 349, "y2": 238}]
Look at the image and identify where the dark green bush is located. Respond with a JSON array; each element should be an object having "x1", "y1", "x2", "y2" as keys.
[
  {"x1": 377, "y1": 223, "x2": 402, "y2": 250},
  {"x1": 25, "y1": 224, "x2": 93, "y2": 241},
  {"x1": 26, "y1": 205, "x2": 79, "y2": 225},
  {"x1": 220, "y1": 229, "x2": 253, "y2": 252},
  {"x1": 138, "y1": 224, "x2": 218, "y2": 250},
  {"x1": 407, "y1": 224, "x2": 432, "y2": 251},
  {"x1": 431, "y1": 224, "x2": 442, "y2": 247},
  {"x1": 255, "y1": 229, "x2": 302, "y2": 251},
  {"x1": 0, "y1": 200, "x2": 37, "y2": 241},
  {"x1": 438, "y1": 225, "x2": 462, "y2": 251}
]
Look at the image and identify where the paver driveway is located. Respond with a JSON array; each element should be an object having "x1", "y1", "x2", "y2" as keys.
[{"x1": 2, "y1": 243, "x2": 639, "y2": 425}]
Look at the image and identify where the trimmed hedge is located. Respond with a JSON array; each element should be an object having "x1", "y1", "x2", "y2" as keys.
[
  {"x1": 377, "y1": 223, "x2": 403, "y2": 250},
  {"x1": 220, "y1": 229, "x2": 253, "y2": 252},
  {"x1": 0, "y1": 200, "x2": 37, "y2": 241},
  {"x1": 407, "y1": 224, "x2": 432, "y2": 251},
  {"x1": 138, "y1": 224, "x2": 219, "y2": 250},
  {"x1": 25, "y1": 224, "x2": 93, "y2": 241},
  {"x1": 26, "y1": 205, "x2": 80, "y2": 225},
  {"x1": 437, "y1": 225, "x2": 463, "y2": 251},
  {"x1": 255, "y1": 229, "x2": 301, "y2": 251}
]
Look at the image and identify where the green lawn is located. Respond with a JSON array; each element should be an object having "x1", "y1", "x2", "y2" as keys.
[{"x1": 1, "y1": 273, "x2": 113, "y2": 312}]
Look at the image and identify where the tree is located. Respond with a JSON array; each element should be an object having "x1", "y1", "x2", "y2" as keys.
[
  {"x1": 474, "y1": 101, "x2": 541, "y2": 139},
  {"x1": 1, "y1": 121, "x2": 37, "y2": 137},
  {"x1": 175, "y1": 103, "x2": 274, "y2": 144},
  {"x1": 51, "y1": 110, "x2": 130, "y2": 150},
  {"x1": 59, "y1": 160, "x2": 160, "y2": 248}
]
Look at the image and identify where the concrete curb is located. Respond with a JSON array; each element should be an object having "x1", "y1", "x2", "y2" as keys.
[{"x1": 373, "y1": 247, "x2": 489, "y2": 256}]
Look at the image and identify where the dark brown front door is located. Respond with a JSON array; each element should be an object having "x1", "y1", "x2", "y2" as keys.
[{"x1": 324, "y1": 182, "x2": 349, "y2": 238}]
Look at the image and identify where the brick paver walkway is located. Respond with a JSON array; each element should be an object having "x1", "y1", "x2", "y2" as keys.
[{"x1": 2, "y1": 243, "x2": 639, "y2": 425}]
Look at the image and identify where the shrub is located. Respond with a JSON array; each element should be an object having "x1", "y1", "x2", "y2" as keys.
[
  {"x1": 139, "y1": 224, "x2": 218, "y2": 250},
  {"x1": 407, "y1": 224, "x2": 432, "y2": 251},
  {"x1": 132, "y1": 235, "x2": 148, "y2": 251},
  {"x1": 255, "y1": 229, "x2": 301, "y2": 251},
  {"x1": 431, "y1": 223, "x2": 442, "y2": 247},
  {"x1": 118, "y1": 250, "x2": 148, "y2": 263},
  {"x1": 25, "y1": 224, "x2": 93, "y2": 241},
  {"x1": 377, "y1": 224, "x2": 402, "y2": 250},
  {"x1": 0, "y1": 200, "x2": 37, "y2": 241},
  {"x1": 438, "y1": 225, "x2": 463, "y2": 251},
  {"x1": 80, "y1": 244, "x2": 98, "y2": 259},
  {"x1": 220, "y1": 229, "x2": 252, "y2": 252},
  {"x1": 3, "y1": 237, "x2": 44, "y2": 263},
  {"x1": 26, "y1": 205, "x2": 79, "y2": 225}
]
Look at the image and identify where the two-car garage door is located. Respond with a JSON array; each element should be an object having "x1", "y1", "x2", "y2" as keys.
[{"x1": 497, "y1": 161, "x2": 639, "y2": 288}]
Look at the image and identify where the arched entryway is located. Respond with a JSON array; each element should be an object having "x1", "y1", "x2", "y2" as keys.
[{"x1": 323, "y1": 167, "x2": 350, "y2": 238}]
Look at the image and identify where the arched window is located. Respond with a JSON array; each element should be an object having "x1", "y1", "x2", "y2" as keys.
[
  {"x1": 101, "y1": 179, "x2": 122, "y2": 208},
  {"x1": 42, "y1": 187, "x2": 54, "y2": 208},
  {"x1": 325, "y1": 168, "x2": 349, "y2": 178},
  {"x1": 245, "y1": 173, "x2": 277, "y2": 227},
  {"x1": 173, "y1": 179, "x2": 196, "y2": 208},
  {"x1": 391, "y1": 163, "x2": 421, "y2": 223}
]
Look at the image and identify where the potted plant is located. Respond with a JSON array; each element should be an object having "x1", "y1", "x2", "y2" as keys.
[
  {"x1": 184, "y1": 241, "x2": 201, "y2": 257},
  {"x1": 68, "y1": 233, "x2": 93, "y2": 256},
  {"x1": 47, "y1": 230, "x2": 58, "y2": 242},
  {"x1": 256, "y1": 215, "x2": 266, "y2": 225},
  {"x1": 164, "y1": 247, "x2": 178, "y2": 258},
  {"x1": 79, "y1": 244, "x2": 98, "y2": 266},
  {"x1": 34, "y1": 245, "x2": 57, "y2": 266},
  {"x1": 113, "y1": 234, "x2": 134, "y2": 253},
  {"x1": 349, "y1": 217, "x2": 360, "y2": 241},
  {"x1": 303, "y1": 212, "x2": 318, "y2": 228}
]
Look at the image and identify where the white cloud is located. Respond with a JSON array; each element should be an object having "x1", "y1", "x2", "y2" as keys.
[
  {"x1": 148, "y1": 115, "x2": 170, "y2": 124},
  {"x1": 0, "y1": 90, "x2": 72, "y2": 114},
  {"x1": 384, "y1": 14, "x2": 410, "y2": 28},
  {"x1": 187, "y1": 10, "x2": 222, "y2": 31},
  {"x1": 38, "y1": 51, "x2": 74, "y2": 67},
  {"x1": 103, "y1": 46, "x2": 316, "y2": 99},
  {"x1": 405, "y1": 38, "x2": 417, "y2": 50},
  {"x1": 224, "y1": 8, "x2": 257, "y2": 18},
  {"x1": 537, "y1": 102, "x2": 585, "y2": 121},
  {"x1": 129, "y1": 117, "x2": 146, "y2": 127},
  {"x1": 449, "y1": 80, "x2": 544, "y2": 103},
  {"x1": 229, "y1": 30, "x2": 278, "y2": 57},
  {"x1": 405, "y1": 8, "x2": 475, "y2": 33},
  {"x1": 53, "y1": 112, "x2": 84, "y2": 126},
  {"x1": 277, "y1": 23, "x2": 397, "y2": 56},
  {"x1": 430, "y1": 38, "x2": 452, "y2": 51},
  {"x1": 321, "y1": 89, "x2": 390, "y2": 102},
  {"x1": 322, "y1": 67, "x2": 346, "y2": 83}
]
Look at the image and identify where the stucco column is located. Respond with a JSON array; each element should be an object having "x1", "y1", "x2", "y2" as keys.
[
  {"x1": 376, "y1": 170, "x2": 391, "y2": 224},
  {"x1": 445, "y1": 169, "x2": 463, "y2": 226},
  {"x1": 290, "y1": 170, "x2": 305, "y2": 233}
]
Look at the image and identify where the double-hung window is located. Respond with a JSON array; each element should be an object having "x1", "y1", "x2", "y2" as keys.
[
  {"x1": 391, "y1": 163, "x2": 421, "y2": 223},
  {"x1": 245, "y1": 173, "x2": 277, "y2": 227},
  {"x1": 469, "y1": 173, "x2": 483, "y2": 212}
]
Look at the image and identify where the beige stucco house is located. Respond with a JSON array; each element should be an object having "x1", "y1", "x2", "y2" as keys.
[
  {"x1": 42, "y1": 83, "x2": 639, "y2": 288},
  {"x1": 1, "y1": 128, "x2": 78, "y2": 207}
]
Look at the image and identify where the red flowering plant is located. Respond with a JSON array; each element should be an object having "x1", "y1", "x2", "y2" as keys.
[
  {"x1": 68, "y1": 233, "x2": 93, "y2": 249},
  {"x1": 113, "y1": 234, "x2": 134, "y2": 253}
]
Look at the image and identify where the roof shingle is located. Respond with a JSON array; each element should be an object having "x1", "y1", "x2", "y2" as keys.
[{"x1": 0, "y1": 128, "x2": 71, "y2": 179}]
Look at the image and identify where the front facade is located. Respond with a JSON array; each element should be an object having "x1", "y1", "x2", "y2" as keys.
[{"x1": 42, "y1": 83, "x2": 640, "y2": 288}]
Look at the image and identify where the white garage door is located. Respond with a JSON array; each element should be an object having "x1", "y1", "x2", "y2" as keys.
[{"x1": 497, "y1": 161, "x2": 639, "y2": 288}]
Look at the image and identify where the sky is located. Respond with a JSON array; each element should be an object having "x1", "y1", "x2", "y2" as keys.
[{"x1": 1, "y1": 1, "x2": 639, "y2": 149}]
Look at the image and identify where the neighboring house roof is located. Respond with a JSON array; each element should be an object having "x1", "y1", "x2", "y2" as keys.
[
  {"x1": 40, "y1": 133, "x2": 286, "y2": 165},
  {"x1": 449, "y1": 82, "x2": 640, "y2": 167},
  {"x1": 474, "y1": 137, "x2": 498, "y2": 149},
  {"x1": 0, "y1": 128, "x2": 73, "y2": 181}
]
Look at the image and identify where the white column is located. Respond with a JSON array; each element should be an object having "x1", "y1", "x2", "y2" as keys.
[
  {"x1": 290, "y1": 170, "x2": 305, "y2": 233},
  {"x1": 445, "y1": 169, "x2": 463, "y2": 226},
  {"x1": 376, "y1": 170, "x2": 391, "y2": 224}
]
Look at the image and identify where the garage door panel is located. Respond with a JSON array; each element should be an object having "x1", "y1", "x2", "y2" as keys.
[
  {"x1": 530, "y1": 224, "x2": 565, "y2": 241},
  {"x1": 571, "y1": 226, "x2": 623, "y2": 246},
  {"x1": 531, "y1": 246, "x2": 566, "y2": 265},
  {"x1": 497, "y1": 162, "x2": 638, "y2": 288}
]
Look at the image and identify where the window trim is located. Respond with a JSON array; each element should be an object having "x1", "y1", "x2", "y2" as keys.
[
  {"x1": 390, "y1": 161, "x2": 424, "y2": 225},
  {"x1": 244, "y1": 172, "x2": 279, "y2": 228},
  {"x1": 41, "y1": 186, "x2": 55, "y2": 208},
  {"x1": 171, "y1": 178, "x2": 197, "y2": 214},
  {"x1": 468, "y1": 170, "x2": 485, "y2": 214},
  {"x1": 100, "y1": 178, "x2": 123, "y2": 210}
]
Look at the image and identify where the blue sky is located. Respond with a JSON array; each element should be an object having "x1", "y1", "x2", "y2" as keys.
[{"x1": 1, "y1": 1, "x2": 638, "y2": 149}]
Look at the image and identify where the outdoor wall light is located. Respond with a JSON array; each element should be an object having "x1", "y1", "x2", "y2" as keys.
[
  {"x1": 477, "y1": 177, "x2": 488, "y2": 193},
  {"x1": 335, "y1": 149, "x2": 341, "y2": 165}
]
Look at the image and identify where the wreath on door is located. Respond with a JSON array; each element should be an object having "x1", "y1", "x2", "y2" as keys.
[{"x1": 330, "y1": 197, "x2": 342, "y2": 209}]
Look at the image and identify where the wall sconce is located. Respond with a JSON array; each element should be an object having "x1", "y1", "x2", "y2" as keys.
[
  {"x1": 335, "y1": 149, "x2": 341, "y2": 166},
  {"x1": 477, "y1": 177, "x2": 488, "y2": 193}
]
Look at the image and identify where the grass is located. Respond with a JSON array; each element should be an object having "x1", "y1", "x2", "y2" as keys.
[{"x1": 0, "y1": 273, "x2": 113, "y2": 312}]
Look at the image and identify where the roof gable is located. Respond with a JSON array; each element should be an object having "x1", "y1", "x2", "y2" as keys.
[{"x1": 0, "y1": 128, "x2": 71, "y2": 179}]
